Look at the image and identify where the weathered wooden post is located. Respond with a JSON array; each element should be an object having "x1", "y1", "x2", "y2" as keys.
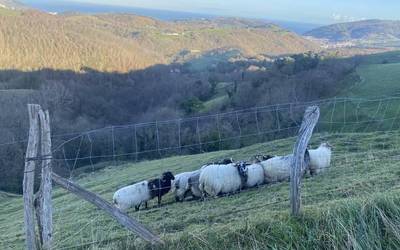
[
  {"x1": 24, "y1": 104, "x2": 54, "y2": 250},
  {"x1": 24, "y1": 104, "x2": 162, "y2": 248},
  {"x1": 38, "y1": 109, "x2": 53, "y2": 249},
  {"x1": 290, "y1": 106, "x2": 320, "y2": 216},
  {"x1": 23, "y1": 104, "x2": 41, "y2": 250}
]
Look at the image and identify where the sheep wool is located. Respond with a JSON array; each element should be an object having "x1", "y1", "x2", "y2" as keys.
[
  {"x1": 172, "y1": 170, "x2": 200, "y2": 201},
  {"x1": 261, "y1": 155, "x2": 294, "y2": 184},
  {"x1": 308, "y1": 143, "x2": 332, "y2": 175},
  {"x1": 112, "y1": 181, "x2": 151, "y2": 211},
  {"x1": 245, "y1": 163, "x2": 265, "y2": 188},
  {"x1": 199, "y1": 163, "x2": 245, "y2": 196},
  {"x1": 188, "y1": 172, "x2": 202, "y2": 198}
]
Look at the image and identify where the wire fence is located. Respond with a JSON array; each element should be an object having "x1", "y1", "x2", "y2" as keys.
[{"x1": 3, "y1": 96, "x2": 400, "y2": 249}]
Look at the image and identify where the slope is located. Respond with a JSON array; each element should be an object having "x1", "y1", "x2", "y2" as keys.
[
  {"x1": 2, "y1": 131, "x2": 400, "y2": 249},
  {"x1": 0, "y1": 10, "x2": 318, "y2": 72}
]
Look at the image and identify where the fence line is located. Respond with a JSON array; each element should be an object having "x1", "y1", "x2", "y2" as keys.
[
  {"x1": 3, "y1": 96, "x2": 400, "y2": 173},
  {"x1": 2, "y1": 95, "x2": 400, "y2": 149}
]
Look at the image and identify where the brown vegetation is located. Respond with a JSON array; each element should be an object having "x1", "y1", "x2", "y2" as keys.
[{"x1": 0, "y1": 10, "x2": 318, "y2": 72}]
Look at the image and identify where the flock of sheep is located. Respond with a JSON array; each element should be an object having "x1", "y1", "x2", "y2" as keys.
[{"x1": 113, "y1": 142, "x2": 332, "y2": 212}]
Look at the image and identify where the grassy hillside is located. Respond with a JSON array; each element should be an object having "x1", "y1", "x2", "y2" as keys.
[
  {"x1": 344, "y1": 63, "x2": 400, "y2": 97},
  {"x1": 2, "y1": 130, "x2": 400, "y2": 249},
  {"x1": 0, "y1": 11, "x2": 318, "y2": 72},
  {"x1": 305, "y1": 19, "x2": 400, "y2": 47},
  {"x1": 315, "y1": 50, "x2": 400, "y2": 132}
]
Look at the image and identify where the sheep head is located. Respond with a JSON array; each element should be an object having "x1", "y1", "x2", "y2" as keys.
[
  {"x1": 162, "y1": 171, "x2": 175, "y2": 181},
  {"x1": 235, "y1": 161, "x2": 249, "y2": 187},
  {"x1": 236, "y1": 161, "x2": 248, "y2": 174}
]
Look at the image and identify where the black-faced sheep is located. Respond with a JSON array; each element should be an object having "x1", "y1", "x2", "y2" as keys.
[{"x1": 113, "y1": 171, "x2": 175, "y2": 211}]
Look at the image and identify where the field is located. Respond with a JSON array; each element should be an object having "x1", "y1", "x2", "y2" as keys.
[
  {"x1": 2, "y1": 130, "x2": 400, "y2": 249},
  {"x1": 319, "y1": 51, "x2": 400, "y2": 133},
  {"x1": 343, "y1": 63, "x2": 400, "y2": 98}
]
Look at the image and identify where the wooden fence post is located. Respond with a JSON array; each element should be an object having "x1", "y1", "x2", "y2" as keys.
[
  {"x1": 51, "y1": 173, "x2": 164, "y2": 245},
  {"x1": 23, "y1": 104, "x2": 41, "y2": 250},
  {"x1": 290, "y1": 106, "x2": 320, "y2": 216},
  {"x1": 38, "y1": 109, "x2": 53, "y2": 249}
]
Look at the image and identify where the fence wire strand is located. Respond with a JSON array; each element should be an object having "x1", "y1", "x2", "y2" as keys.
[{"x1": 4, "y1": 96, "x2": 400, "y2": 249}]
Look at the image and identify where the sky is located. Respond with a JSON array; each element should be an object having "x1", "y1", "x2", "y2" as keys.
[{"x1": 69, "y1": 0, "x2": 400, "y2": 24}]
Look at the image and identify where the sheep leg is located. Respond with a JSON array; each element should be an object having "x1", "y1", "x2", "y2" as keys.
[
  {"x1": 135, "y1": 205, "x2": 140, "y2": 211},
  {"x1": 158, "y1": 195, "x2": 161, "y2": 207},
  {"x1": 145, "y1": 202, "x2": 148, "y2": 209},
  {"x1": 201, "y1": 191, "x2": 207, "y2": 201},
  {"x1": 183, "y1": 189, "x2": 192, "y2": 200},
  {"x1": 310, "y1": 169, "x2": 317, "y2": 177}
]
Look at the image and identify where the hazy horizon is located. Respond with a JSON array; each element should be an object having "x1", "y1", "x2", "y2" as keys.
[
  {"x1": 20, "y1": 0, "x2": 322, "y2": 34},
  {"x1": 21, "y1": 0, "x2": 400, "y2": 25}
]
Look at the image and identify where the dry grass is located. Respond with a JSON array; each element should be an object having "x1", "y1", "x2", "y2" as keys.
[{"x1": 2, "y1": 131, "x2": 400, "y2": 249}]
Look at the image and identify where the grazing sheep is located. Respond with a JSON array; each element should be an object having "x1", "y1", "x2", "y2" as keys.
[
  {"x1": 308, "y1": 142, "x2": 332, "y2": 175},
  {"x1": 113, "y1": 171, "x2": 175, "y2": 211},
  {"x1": 262, "y1": 150, "x2": 310, "y2": 184},
  {"x1": 112, "y1": 181, "x2": 151, "y2": 211},
  {"x1": 188, "y1": 172, "x2": 202, "y2": 198},
  {"x1": 199, "y1": 162, "x2": 248, "y2": 197},
  {"x1": 148, "y1": 171, "x2": 175, "y2": 206},
  {"x1": 242, "y1": 154, "x2": 275, "y2": 188},
  {"x1": 172, "y1": 170, "x2": 201, "y2": 202},
  {"x1": 245, "y1": 163, "x2": 266, "y2": 188}
]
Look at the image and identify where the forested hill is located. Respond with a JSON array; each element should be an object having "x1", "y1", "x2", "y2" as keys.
[{"x1": 0, "y1": 9, "x2": 318, "y2": 72}]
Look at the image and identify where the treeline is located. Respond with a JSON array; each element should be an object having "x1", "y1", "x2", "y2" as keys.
[{"x1": 0, "y1": 52, "x2": 359, "y2": 193}]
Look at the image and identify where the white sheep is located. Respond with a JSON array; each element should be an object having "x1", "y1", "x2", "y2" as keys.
[
  {"x1": 262, "y1": 151, "x2": 310, "y2": 184},
  {"x1": 112, "y1": 181, "x2": 151, "y2": 211},
  {"x1": 308, "y1": 142, "x2": 332, "y2": 175},
  {"x1": 199, "y1": 163, "x2": 247, "y2": 197},
  {"x1": 172, "y1": 170, "x2": 201, "y2": 201},
  {"x1": 245, "y1": 163, "x2": 265, "y2": 188}
]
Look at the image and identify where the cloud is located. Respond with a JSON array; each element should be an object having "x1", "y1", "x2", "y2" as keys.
[{"x1": 332, "y1": 13, "x2": 366, "y2": 22}]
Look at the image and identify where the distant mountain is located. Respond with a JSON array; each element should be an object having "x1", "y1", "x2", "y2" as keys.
[
  {"x1": 0, "y1": 10, "x2": 318, "y2": 72},
  {"x1": 305, "y1": 19, "x2": 400, "y2": 47},
  {"x1": 21, "y1": 1, "x2": 319, "y2": 34}
]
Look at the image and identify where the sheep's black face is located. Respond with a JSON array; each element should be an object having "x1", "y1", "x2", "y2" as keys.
[
  {"x1": 162, "y1": 171, "x2": 175, "y2": 181},
  {"x1": 236, "y1": 162, "x2": 248, "y2": 177}
]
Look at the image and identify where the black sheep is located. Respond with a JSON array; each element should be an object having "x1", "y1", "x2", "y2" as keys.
[{"x1": 147, "y1": 171, "x2": 175, "y2": 207}]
